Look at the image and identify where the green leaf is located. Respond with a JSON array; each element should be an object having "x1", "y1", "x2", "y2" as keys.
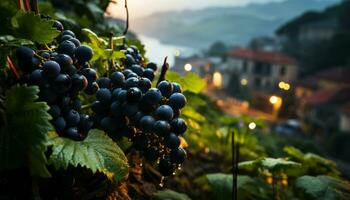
[
  {"x1": 153, "y1": 189, "x2": 192, "y2": 200},
  {"x1": 48, "y1": 129, "x2": 129, "y2": 183},
  {"x1": 182, "y1": 107, "x2": 205, "y2": 122},
  {"x1": 239, "y1": 158, "x2": 301, "y2": 174},
  {"x1": 0, "y1": 85, "x2": 52, "y2": 177},
  {"x1": 11, "y1": 11, "x2": 60, "y2": 44},
  {"x1": 295, "y1": 175, "x2": 350, "y2": 200},
  {"x1": 205, "y1": 173, "x2": 233, "y2": 200},
  {"x1": 166, "y1": 71, "x2": 205, "y2": 93}
]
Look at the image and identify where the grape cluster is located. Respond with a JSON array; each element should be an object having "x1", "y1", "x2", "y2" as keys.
[
  {"x1": 14, "y1": 19, "x2": 189, "y2": 176},
  {"x1": 16, "y1": 24, "x2": 97, "y2": 141},
  {"x1": 91, "y1": 48, "x2": 188, "y2": 176}
]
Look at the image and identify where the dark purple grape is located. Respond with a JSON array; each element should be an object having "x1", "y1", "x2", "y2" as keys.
[
  {"x1": 138, "y1": 77, "x2": 151, "y2": 93},
  {"x1": 122, "y1": 103, "x2": 138, "y2": 117},
  {"x1": 92, "y1": 101, "x2": 109, "y2": 114},
  {"x1": 168, "y1": 93, "x2": 187, "y2": 110},
  {"x1": 117, "y1": 90, "x2": 127, "y2": 102},
  {"x1": 97, "y1": 77, "x2": 111, "y2": 89},
  {"x1": 65, "y1": 127, "x2": 82, "y2": 141},
  {"x1": 130, "y1": 64, "x2": 143, "y2": 76},
  {"x1": 53, "y1": 117, "x2": 66, "y2": 134},
  {"x1": 139, "y1": 115, "x2": 155, "y2": 132},
  {"x1": 48, "y1": 105, "x2": 61, "y2": 119},
  {"x1": 110, "y1": 101, "x2": 121, "y2": 114},
  {"x1": 53, "y1": 20, "x2": 63, "y2": 31},
  {"x1": 143, "y1": 88, "x2": 162, "y2": 105},
  {"x1": 54, "y1": 54, "x2": 73, "y2": 70},
  {"x1": 127, "y1": 87, "x2": 142, "y2": 102},
  {"x1": 75, "y1": 45, "x2": 93, "y2": 63},
  {"x1": 146, "y1": 62, "x2": 157, "y2": 71},
  {"x1": 124, "y1": 54, "x2": 135, "y2": 67},
  {"x1": 171, "y1": 148, "x2": 186, "y2": 164},
  {"x1": 69, "y1": 38, "x2": 81, "y2": 47},
  {"x1": 165, "y1": 133, "x2": 180, "y2": 150},
  {"x1": 60, "y1": 35, "x2": 73, "y2": 42},
  {"x1": 58, "y1": 40, "x2": 76, "y2": 57},
  {"x1": 122, "y1": 69, "x2": 133, "y2": 77},
  {"x1": 41, "y1": 52, "x2": 50, "y2": 59},
  {"x1": 71, "y1": 74, "x2": 88, "y2": 91},
  {"x1": 80, "y1": 68, "x2": 97, "y2": 83},
  {"x1": 153, "y1": 120, "x2": 171, "y2": 136},
  {"x1": 53, "y1": 74, "x2": 72, "y2": 93},
  {"x1": 143, "y1": 68, "x2": 155, "y2": 81},
  {"x1": 65, "y1": 109, "x2": 80, "y2": 126},
  {"x1": 157, "y1": 80, "x2": 173, "y2": 98},
  {"x1": 155, "y1": 105, "x2": 174, "y2": 121},
  {"x1": 172, "y1": 82, "x2": 182, "y2": 93},
  {"x1": 170, "y1": 118, "x2": 187, "y2": 135},
  {"x1": 62, "y1": 30, "x2": 75, "y2": 37},
  {"x1": 125, "y1": 77, "x2": 139, "y2": 89},
  {"x1": 78, "y1": 114, "x2": 93, "y2": 133},
  {"x1": 110, "y1": 71, "x2": 125, "y2": 87},
  {"x1": 96, "y1": 88, "x2": 112, "y2": 104},
  {"x1": 42, "y1": 61, "x2": 61, "y2": 78}
]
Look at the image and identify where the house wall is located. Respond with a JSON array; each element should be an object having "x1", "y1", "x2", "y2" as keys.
[{"x1": 340, "y1": 114, "x2": 350, "y2": 133}]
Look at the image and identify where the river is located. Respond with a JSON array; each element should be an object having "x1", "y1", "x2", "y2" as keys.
[{"x1": 137, "y1": 34, "x2": 197, "y2": 67}]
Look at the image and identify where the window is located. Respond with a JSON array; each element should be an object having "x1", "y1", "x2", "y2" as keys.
[
  {"x1": 280, "y1": 66, "x2": 286, "y2": 76},
  {"x1": 242, "y1": 60, "x2": 248, "y2": 73},
  {"x1": 253, "y1": 62, "x2": 271, "y2": 76},
  {"x1": 254, "y1": 77, "x2": 262, "y2": 88}
]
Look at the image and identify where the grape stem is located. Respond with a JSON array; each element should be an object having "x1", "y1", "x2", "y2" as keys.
[
  {"x1": 122, "y1": 0, "x2": 129, "y2": 36},
  {"x1": 6, "y1": 56, "x2": 20, "y2": 80},
  {"x1": 24, "y1": 0, "x2": 31, "y2": 12},
  {"x1": 81, "y1": 103, "x2": 93, "y2": 110},
  {"x1": 18, "y1": 0, "x2": 25, "y2": 11},
  {"x1": 156, "y1": 57, "x2": 169, "y2": 86},
  {"x1": 30, "y1": 0, "x2": 40, "y2": 14}
]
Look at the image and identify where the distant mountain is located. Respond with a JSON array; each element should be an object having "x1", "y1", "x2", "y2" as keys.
[{"x1": 131, "y1": 0, "x2": 340, "y2": 48}]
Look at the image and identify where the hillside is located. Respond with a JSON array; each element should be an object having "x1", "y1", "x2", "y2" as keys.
[{"x1": 132, "y1": 0, "x2": 340, "y2": 48}]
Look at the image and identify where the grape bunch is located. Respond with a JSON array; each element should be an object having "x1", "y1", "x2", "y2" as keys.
[
  {"x1": 92, "y1": 59, "x2": 188, "y2": 176},
  {"x1": 16, "y1": 23, "x2": 97, "y2": 141}
]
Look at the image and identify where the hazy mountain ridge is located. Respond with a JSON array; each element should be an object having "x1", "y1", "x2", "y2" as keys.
[{"x1": 132, "y1": 0, "x2": 340, "y2": 48}]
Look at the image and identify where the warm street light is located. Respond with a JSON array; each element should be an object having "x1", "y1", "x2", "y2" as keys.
[
  {"x1": 213, "y1": 72, "x2": 222, "y2": 88},
  {"x1": 248, "y1": 122, "x2": 256, "y2": 130},
  {"x1": 278, "y1": 81, "x2": 291, "y2": 91},
  {"x1": 270, "y1": 95, "x2": 279, "y2": 104},
  {"x1": 184, "y1": 63, "x2": 192, "y2": 71}
]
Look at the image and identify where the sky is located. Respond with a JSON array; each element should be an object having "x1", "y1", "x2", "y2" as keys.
[{"x1": 107, "y1": 0, "x2": 283, "y2": 18}]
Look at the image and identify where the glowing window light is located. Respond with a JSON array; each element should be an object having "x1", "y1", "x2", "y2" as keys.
[
  {"x1": 184, "y1": 63, "x2": 192, "y2": 71},
  {"x1": 240, "y1": 78, "x2": 248, "y2": 86},
  {"x1": 213, "y1": 72, "x2": 222, "y2": 87}
]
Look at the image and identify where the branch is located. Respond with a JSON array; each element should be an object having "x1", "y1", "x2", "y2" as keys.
[
  {"x1": 122, "y1": 0, "x2": 129, "y2": 36},
  {"x1": 24, "y1": 0, "x2": 31, "y2": 12},
  {"x1": 30, "y1": 0, "x2": 39, "y2": 14},
  {"x1": 7, "y1": 56, "x2": 20, "y2": 80},
  {"x1": 157, "y1": 57, "x2": 169, "y2": 86}
]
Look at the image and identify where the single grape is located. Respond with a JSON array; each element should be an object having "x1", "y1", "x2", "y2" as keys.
[
  {"x1": 143, "y1": 88, "x2": 162, "y2": 105},
  {"x1": 117, "y1": 90, "x2": 127, "y2": 102},
  {"x1": 97, "y1": 77, "x2": 111, "y2": 89},
  {"x1": 53, "y1": 74, "x2": 72, "y2": 93},
  {"x1": 155, "y1": 105, "x2": 174, "y2": 121},
  {"x1": 65, "y1": 127, "x2": 82, "y2": 141},
  {"x1": 110, "y1": 71, "x2": 125, "y2": 87},
  {"x1": 127, "y1": 87, "x2": 142, "y2": 102},
  {"x1": 139, "y1": 115, "x2": 155, "y2": 132},
  {"x1": 75, "y1": 45, "x2": 93, "y2": 63},
  {"x1": 53, "y1": 117, "x2": 66, "y2": 134},
  {"x1": 92, "y1": 101, "x2": 109, "y2": 114},
  {"x1": 157, "y1": 80, "x2": 173, "y2": 98},
  {"x1": 54, "y1": 54, "x2": 73, "y2": 70},
  {"x1": 146, "y1": 62, "x2": 157, "y2": 71},
  {"x1": 153, "y1": 120, "x2": 171, "y2": 136},
  {"x1": 48, "y1": 105, "x2": 61, "y2": 119},
  {"x1": 69, "y1": 38, "x2": 81, "y2": 47},
  {"x1": 62, "y1": 30, "x2": 75, "y2": 38},
  {"x1": 80, "y1": 68, "x2": 97, "y2": 83},
  {"x1": 124, "y1": 77, "x2": 139, "y2": 89},
  {"x1": 65, "y1": 109, "x2": 80, "y2": 126},
  {"x1": 143, "y1": 68, "x2": 155, "y2": 81},
  {"x1": 60, "y1": 35, "x2": 73, "y2": 42},
  {"x1": 122, "y1": 103, "x2": 139, "y2": 117},
  {"x1": 172, "y1": 82, "x2": 182, "y2": 93},
  {"x1": 71, "y1": 74, "x2": 88, "y2": 91},
  {"x1": 130, "y1": 64, "x2": 143, "y2": 76},
  {"x1": 42, "y1": 60, "x2": 61, "y2": 78},
  {"x1": 58, "y1": 40, "x2": 76, "y2": 57},
  {"x1": 165, "y1": 133, "x2": 180, "y2": 150},
  {"x1": 168, "y1": 93, "x2": 187, "y2": 110},
  {"x1": 170, "y1": 148, "x2": 186, "y2": 164},
  {"x1": 138, "y1": 77, "x2": 152, "y2": 93},
  {"x1": 170, "y1": 118, "x2": 187, "y2": 135},
  {"x1": 53, "y1": 20, "x2": 63, "y2": 31}
]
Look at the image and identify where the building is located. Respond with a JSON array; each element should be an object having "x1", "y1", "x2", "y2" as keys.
[
  {"x1": 219, "y1": 48, "x2": 298, "y2": 92},
  {"x1": 298, "y1": 18, "x2": 338, "y2": 42},
  {"x1": 295, "y1": 67, "x2": 350, "y2": 133}
]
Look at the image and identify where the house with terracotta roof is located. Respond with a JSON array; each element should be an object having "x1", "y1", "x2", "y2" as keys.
[
  {"x1": 295, "y1": 67, "x2": 350, "y2": 133},
  {"x1": 219, "y1": 48, "x2": 298, "y2": 92}
]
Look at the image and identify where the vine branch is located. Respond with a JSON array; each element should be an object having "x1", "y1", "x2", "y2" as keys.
[
  {"x1": 123, "y1": 0, "x2": 129, "y2": 36},
  {"x1": 30, "y1": 0, "x2": 39, "y2": 14},
  {"x1": 157, "y1": 57, "x2": 169, "y2": 86}
]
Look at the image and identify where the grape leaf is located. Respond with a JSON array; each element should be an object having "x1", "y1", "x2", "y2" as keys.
[
  {"x1": 205, "y1": 173, "x2": 233, "y2": 200},
  {"x1": 295, "y1": 175, "x2": 350, "y2": 200},
  {"x1": 239, "y1": 158, "x2": 301, "y2": 174},
  {"x1": 11, "y1": 11, "x2": 60, "y2": 44},
  {"x1": 166, "y1": 71, "x2": 205, "y2": 93},
  {"x1": 153, "y1": 189, "x2": 192, "y2": 200},
  {"x1": 48, "y1": 129, "x2": 129, "y2": 183},
  {"x1": 0, "y1": 84, "x2": 52, "y2": 177}
]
